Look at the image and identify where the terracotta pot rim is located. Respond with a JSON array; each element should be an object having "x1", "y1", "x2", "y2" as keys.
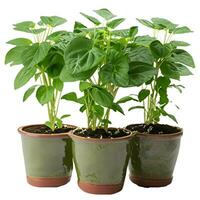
[
  {"x1": 18, "y1": 124, "x2": 76, "y2": 138},
  {"x1": 126, "y1": 123, "x2": 183, "y2": 138},
  {"x1": 68, "y1": 127, "x2": 133, "y2": 142}
]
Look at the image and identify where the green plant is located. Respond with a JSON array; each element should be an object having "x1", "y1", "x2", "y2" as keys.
[
  {"x1": 5, "y1": 16, "x2": 71, "y2": 131},
  {"x1": 60, "y1": 9, "x2": 156, "y2": 130},
  {"x1": 129, "y1": 18, "x2": 195, "y2": 124}
]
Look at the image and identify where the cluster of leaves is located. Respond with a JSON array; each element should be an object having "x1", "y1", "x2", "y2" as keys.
[
  {"x1": 60, "y1": 9, "x2": 156, "y2": 130},
  {"x1": 5, "y1": 16, "x2": 71, "y2": 131},
  {"x1": 127, "y1": 17, "x2": 195, "y2": 124}
]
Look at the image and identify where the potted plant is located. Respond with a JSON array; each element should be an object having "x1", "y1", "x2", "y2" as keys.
[
  {"x1": 126, "y1": 18, "x2": 195, "y2": 187},
  {"x1": 5, "y1": 16, "x2": 75, "y2": 187},
  {"x1": 60, "y1": 9, "x2": 156, "y2": 194}
]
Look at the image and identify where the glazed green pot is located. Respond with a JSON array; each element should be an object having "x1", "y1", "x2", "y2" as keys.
[
  {"x1": 18, "y1": 124, "x2": 74, "y2": 187},
  {"x1": 126, "y1": 124, "x2": 183, "y2": 187},
  {"x1": 69, "y1": 128, "x2": 133, "y2": 194}
]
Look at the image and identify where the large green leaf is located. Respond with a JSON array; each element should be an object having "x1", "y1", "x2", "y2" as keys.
[
  {"x1": 36, "y1": 86, "x2": 54, "y2": 105},
  {"x1": 80, "y1": 12, "x2": 101, "y2": 25},
  {"x1": 151, "y1": 17, "x2": 177, "y2": 30},
  {"x1": 64, "y1": 37, "x2": 104, "y2": 74},
  {"x1": 5, "y1": 46, "x2": 28, "y2": 66},
  {"x1": 91, "y1": 87, "x2": 114, "y2": 108},
  {"x1": 14, "y1": 66, "x2": 37, "y2": 89},
  {"x1": 173, "y1": 26, "x2": 192, "y2": 34},
  {"x1": 40, "y1": 16, "x2": 67, "y2": 27},
  {"x1": 128, "y1": 62, "x2": 157, "y2": 86},
  {"x1": 94, "y1": 8, "x2": 116, "y2": 20},
  {"x1": 7, "y1": 38, "x2": 32, "y2": 46},
  {"x1": 99, "y1": 52, "x2": 129, "y2": 86},
  {"x1": 22, "y1": 42, "x2": 51, "y2": 68},
  {"x1": 160, "y1": 62, "x2": 180, "y2": 80},
  {"x1": 150, "y1": 40, "x2": 169, "y2": 59},
  {"x1": 107, "y1": 18, "x2": 125, "y2": 29}
]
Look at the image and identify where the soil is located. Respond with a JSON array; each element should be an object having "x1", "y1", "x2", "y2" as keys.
[
  {"x1": 22, "y1": 124, "x2": 74, "y2": 134},
  {"x1": 126, "y1": 124, "x2": 180, "y2": 135},
  {"x1": 73, "y1": 128, "x2": 130, "y2": 138}
]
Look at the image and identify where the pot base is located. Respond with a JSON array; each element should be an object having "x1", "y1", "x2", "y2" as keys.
[
  {"x1": 27, "y1": 176, "x2": 71, "y2": 187},
  {"x1": 78, "y1": 181, "x2": 123, "y2": 194},
  {"x1": 130, "y1": 176, "x2": 172, "y2": 187}
]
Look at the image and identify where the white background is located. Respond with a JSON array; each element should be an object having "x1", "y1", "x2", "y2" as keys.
[{"x1": 0, "y1": 0, "x2": 199, "y2": 199}]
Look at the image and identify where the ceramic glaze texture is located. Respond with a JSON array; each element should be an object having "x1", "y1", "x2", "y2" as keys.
[
  {"x1": 129, "y1": 133, "x2": 182, "y2": 181},
  {"x1": 71, "y1": 135, "x2": 132, "y2": 187},
  {"x1": 21, "y1": 135, "x2": 73, "y2": 178}
]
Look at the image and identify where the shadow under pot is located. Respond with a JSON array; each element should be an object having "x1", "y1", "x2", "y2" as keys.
[
  {"x1": 126, "y1": 123, "x2": 183, "y2": 187},
  {"x1": 18, "y1": 124, "x2": 75, "y2": 187},
  {"x1": 69, "y1": 128, "x2": 133, "y2": 194}
]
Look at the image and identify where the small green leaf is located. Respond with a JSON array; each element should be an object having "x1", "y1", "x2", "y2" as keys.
[
  {"x1": 80, "y1": 12, "x2": 101, "y2": 25},
  {"x1": 94, "y1": 8, "x2": 116, "y2": 20},
  {"x1": 160, "y1": 62, "x2": 180, "y2": 80},
  {"x1": 174, "y1": 26, "x2": 192, "y2": 34},
  {"x1": 112, "y1": 103, "x2": 124, "y2": 114},
  {"x1": 151, "y1": 17, "x2": 177, "y2": 30},
  {"x1": 73, "y1": 21, "x2": 87, "y2": 33},
  {"x1": 40, "y1": 16, "x2": 67, "y2": 27},
  {"x1": 45, "y1": 121, "x2": 52, "y2": 129},
  {"x1": 53, "y1": 78, "x2": 63, "y2": 91},
  {"x1": 7, "y1": 38, "x2": 32, "y2": 46},
  {"x1": 150, "y1": 40, "x2": 169, "y2": 59},
  {"x1": 160, "y1": 108, "x2": 178, "y2": 123},
  {"x1": 169, "y1": 84, "x2": 185, "y2": 93},
  {"x1": 61, "y1": 92, "x2": 84, "y2": 104},
  {"x1": 13, "y1": 21, "x2": 35, "y2": 33},
  {"x1": 23, "y1": 85, "x2": 38, "y2": 101},
  {"x1": 156, "y1": 76, "x2": 171, "y2": 91},
  {"x1": 56, "y1": 118, "x2": 63, "y2": 128},
  {"x1": 138, "y1": 89, "x2": 150, "y2": 102},
  {"x1": 128, "y1": 106, "x2": 144, "y2": 111},
  {"x1": 137, "y1": 18, "x2": 155, "y2": 28},
  {"x1": 46, "y1": 31, "x2": 69, "y2": 42},
  {"x1": 170, "y1": 40, "x2": 190, "y2": 47},
  {"x1": 117, "y1": 96, "x2": 138, "y2": 104},
  {"x1": 14, "y1": 66, "x2": 37, "y2": 89},
  {"x1": 79, "y1": 81, "x2": 92, "y2": 92},
  {"x1": 93, "y1": 105, "x2": 104, "y2": 119},
  {"x1": 107, "y1": 18, "x2": 125, "y2": 29},
  {"x1": 61, "y1": 114, "x2": 71, "y2": 119},
  {"x1": 36, "y1": 86, "x2": 54, "y2": 105},
  {"x1": 134, "y1": 35, "x2": 156, "y2": 47}
]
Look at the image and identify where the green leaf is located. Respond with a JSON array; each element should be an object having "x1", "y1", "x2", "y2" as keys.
[
  {"x1": 128, "y1": 62, "x2": 157, "y2": 86},
  {"x1": 151, "y1": 17, "x2": 177, "y2": 30},
  {"x1": 150, "y1": 40, "x2": 169, "y2": 59},
  {"x1": 5, "y1": 46, "x2": 28, "y2": 66},
  {"x1": 127, "y1": 46, "x2": 154, "y2": 65},
  {"x1": 23, "y1": 85, "x2": 38, "y2": 101},
  {"x1": 160, "y1": 108, "x2": 178, "y2": 123},
  {"x1": 13, "y1": 21, "x2": 35, "y2": 33},
  {"x1": 53, "y1": 78, "x2": 63, "y2": 91},
  {"x1": 79, "y1": 81, "x2": 92, "y2": 92},
  {"x1": 93, "y1": 105, "x2": 104, "y2": 119},
  {"x1": 134, "y1": 35, "x2": 156, "y2": 47},
  {"x1": 107, "y1": 18, "x2": 125, "y2": 29},
  {"x1": 80, "y1": 12, "x2": 101, "y2": 25},
  {"x1": 158, "y1": 88, "x2": 169, "y2": 105},
  {"x1": 171, "y1": 49, "x2": 195, "y2": 68},
  {"x1": 170, "y1": 40, "x2": 190, "y2": 47},
  {"x1": 173, "y1": 26, "x2": 192, "y2": 34},
  {"x1": 40, "y1": 16, "x2": 67, "y2": 27},
  {"x1": 112, "y1": 103, "x2": 124, "y2": 114},
  {"x1": 60, "y1": 114, "x2": 71, "y2": 119},
  {"x1": 136, "y1": 18, "x2": 155, "y2": 28},
  {"x1": 138, "y1": 89, "x2": 150, "y2": 102},
  {"x1": 111, "y1": 26, "x2": 138, "y2": 38},
  {"x1": 36, "y1": 86, "x2": 54, "y2": 105},
  {"x1": 22, "y1": 42, "x2": 51, "y2": 68},
  {"x1": 46, "y1": 31, "x2": 69, "y2": 42},
  {"x1": 73, "y1": 21, "x2": 87, "y2": 33},
  {"x1": 128, "y1": 106, "x2": 144, "y2": 111},
  {"x1": 117, "y1": 96, "x2": 138, "y2": 104},
  {"x1": 160, "y1": 62, "x2": 180, "y2": 80},
  {"x1": 63, "y1": 37, "x2": 104, "y2": 74},
  {"x1": 156, "y1": 76, "x2": 171, "y2": 91},
  {"x1": 99, "y1": 52, "x2": 129, "y2": 87},
  {"x1": 7, "y1": 38, "x2": 32, "y2": 46},
  {"x1": 34, "y1": 72, "x2": 41, "y2": 81},
  {"x1": 94, "y1": 8, "x2": 116, "y2": 20},
  {"x1": 91, "y1": 87, "x2": 114, "y2": 108},
  {"x1": 45, "y1": 121, "x2": 52, "y2": 129},
  {"x1": 80, "y1": 105, "x2": 86, "y2": 112},
  {"x1": 14, "y1": 66, "x2": 37, "y2": 89},
  {"x1": 56, "y1": 118, "x2": 63, "y2": 128},
  {"x1": 169, "y1": 84, "x2": 185, "y2": 93},
  {"x1": 61, "y1": 92, "x2": 84, "y2": 104}
]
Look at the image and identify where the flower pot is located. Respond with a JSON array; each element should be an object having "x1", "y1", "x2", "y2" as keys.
[
  {"x1": 69, "y1": 128, "x2": 133, "y2": 194},
  {"x1": 18, "y1": 124, "x2": 75, "y2": 187},
  {"x1": 126, "y1": 124, "x2": 183, "y2": 187}
]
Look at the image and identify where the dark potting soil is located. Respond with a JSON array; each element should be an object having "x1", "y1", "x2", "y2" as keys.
[
  {"x1": 23, "y1": 124, "x2": 73, "y2": 134},
  {"x1": 126, "y1": 124, "x2": 180, "y2": 135},
  {"x1": 73, "y1": 128, "x2": 130, "y2": 138}
]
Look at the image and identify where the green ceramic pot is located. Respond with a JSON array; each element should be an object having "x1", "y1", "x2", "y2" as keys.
[
  {"x1": 69, "y1": 128, "x2": 133, "y2": 194},
  {"x1": 126, "y1": 124, "x2": 183, "y2": 187},
  {"x1": 18, "y1": 124, "x2": 74, "y2": 187}
]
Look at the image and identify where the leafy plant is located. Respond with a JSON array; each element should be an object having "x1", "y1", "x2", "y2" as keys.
[
  {"x1": 5, "y1": 16, "x2": 71, "y2": 131},
  {"x1": 129, "y1": 17, "x2": 195, "y2": 124},
  {"x1": 60, "y1": 9, "x2": 156, "y2": 130}
]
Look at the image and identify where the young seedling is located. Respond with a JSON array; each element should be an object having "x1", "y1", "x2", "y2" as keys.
[
  {"x1": 5, "y1": 16, "x2": 71, "y2": 131},
  {"x1": 129, "y1": 17, "x2": 195, "y2": 124},
  {"x1": 60, "y1": 9, "x2": 156, "y2": 130}
]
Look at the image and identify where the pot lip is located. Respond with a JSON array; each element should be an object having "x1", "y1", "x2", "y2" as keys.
[
  {"x1": 68, "y1": 127, "x2": 133, "y2": 142},
  {"x1": 18, "y1": 124, "x2": 76, "y2": 138},
  {"x1": 126, "y1": 123, "x2": 183, "y2": 138}
]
